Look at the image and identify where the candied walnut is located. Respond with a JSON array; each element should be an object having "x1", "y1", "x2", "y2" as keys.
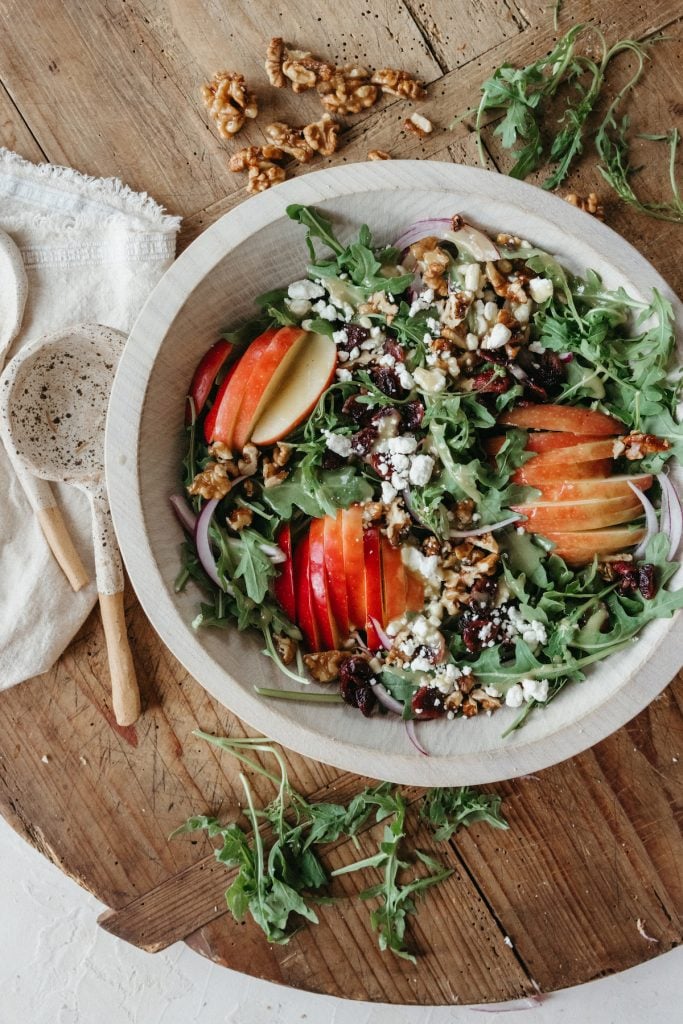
[
  {"x1": 265, "y1": 121, "x2": 315, "y2": 163},
  {"x1": 303, "y1": 113, "x2": 340, "y2": 156},
  {"x1": 422, "y1": 535, "x2": 441, "y2": 557},
  {"x1": 371, "y1": 67, "x2": 426, "y2": 100},
  {"x1": 318, "y1": 66, "x2": 379, "y2": 114},
  {"x1": 385, "y1": 498, "x2": 411, "y2": 547},
  {"x1": 368, "y1": 149, "x2": 391, "y2": 161},
  {"x1": 274, "y1": 633, "x2": 297, "y2": 665},
  {"x1": 188, "y1": 462, "x2": 232, "y2": 500},
  {"x1": 362, "y1": 501, "x2": 385, "y2": 526},
  {"x1": 442, "y1": 290, "x2": 474, "y2": 326},
  {"x1": 208, "y1": 440, "x2": 233, "y2": 463},
  {"x1": 358, "y1": 290, "x2": 399, "y2": 322},
  {"x1": 470, "y1": 687, "x2": 501, "y2": 712},
  {"x1": 265, "y1": 36, "x2": 287, "y2": 88},
  {"x1": 461, "y1": 698, "x2": 479, "y2": 718},
  {"x1": 339, "y1": 656, "x2": 377, "y2": 716},
  {"x1": 201, "y1": 71, "x2": 258, "y2": 138},
  {"x1": 408, "y1": 238, "x2": 450, "y2": 296},
  {"x1": 485, "y1": 260, "x2": 509, "y2": 297},
  {"x1": 283, "y1": 47, "x2": 336, "y2": 93},
  {"x1": 404, "y1": 112, "x2": 433, "y2": 138},
  {"x1": 565, "y1": 191, "x2": 605, "y2": 220},
  {"x1": 444, "y1": 689, "x2": 463, "y2": 711},
  {"x1": 226, "y1": 506, "x2": 253, "y2": 531},
  {"x1": 263, "y1": 458, "x2": 289, "y2": 488},
  {"x1": 237, "y1": 443, "x2": 260, "y2": 477},
  {"x1": 272, "y1": 442, "x2": 293, "y2": 467},
  {"x1": 242, "y1": 478, "x2": 257, "y2": 498},
  {"x1": 304, "y1": 650, "x2": 349, "y2": 682},
  {"x1": 453, "y1": 499, "x2": 475, "y2": 528},
  {"x1": 615, "y1": 433, "x2": 670, "y2": 460}
]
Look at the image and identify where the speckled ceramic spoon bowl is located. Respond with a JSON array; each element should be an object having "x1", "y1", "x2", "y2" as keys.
[{"x1": 1, "y1": 322, "x2": 141, "y2": 725}]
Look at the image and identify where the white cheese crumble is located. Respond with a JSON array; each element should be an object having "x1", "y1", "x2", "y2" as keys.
[
  {"x1": 288, "y1": 279, "x2": 325, "y2": 301},
  {"x1": 323, "y1": 430, "x2": 352, "y2": 457},
  {"x1": 528, "y1": 277, "x2": 554, "y2": 303},
  {"x1": 521, "y1": 677, "x2": 549, "y2": 703},
  {"x1": 381, "y1": 480, "x2": 398, "y2": 503},
  {"x1": 401, "y1": 546, "x2": 441, "y2": 581},
  {"x1": 311, "y1": 300, "x2": 339, "y2": 321},
  {"x1": 484, "y1": 322, "x2": 512, "y2": 350},
  {"x1": 336, "y1": 368, "x2": 352, "y2": 382},
  {"x1": 505, "y1": 684, "x2": 524, "y2": 708},
  {"x1": 408, "y1": 288, "x2": 435, "y2": 318},
  {"x1": 409, "y1": 453, "x2": 435, "y2": 486},
  {"x1": 463, "y1": 264, "x2": 481, "y2": 293},
  {"x1": 332, "y1": 328, "x2": 349, "y2": 346},
  {"x1": 413, "y1": 366, "x2": 446, "y2": 393},
  {"x1": 286, "y1": 298, "x2": 312, "y2": 317}
]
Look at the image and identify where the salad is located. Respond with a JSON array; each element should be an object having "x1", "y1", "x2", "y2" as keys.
[{"x1": 173, "y1": 204, "x2": 683, "y2": 745}]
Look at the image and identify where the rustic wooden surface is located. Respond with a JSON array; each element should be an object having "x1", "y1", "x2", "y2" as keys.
[{"x1": 0, "y1": 0, "x2": 682, "y2": 1006}]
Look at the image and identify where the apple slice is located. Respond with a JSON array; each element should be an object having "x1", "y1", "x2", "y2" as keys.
[
  {"x1": 272, "y1": 524, "x2": 295, "y2": 622},
  {"x1": 363, "y1": 526, "x2": 384, "y2": 650},
  {"x1": 485, "y1": 432, "x2": 605, "y2": 461},
  {"x1": 380, "y1": 537, "x2": 407, "y2": 624},
  {"x1": 186, "y1": 339, "x2": 233, "y2": 423},
  {"x1": 293, "y1": 535, "x2": 321, "y2": 652},
  {"x1": 514, "y1": 495, "x2": 643, "y2": 533},
  {"x1": 324, "y1": 512, "x2": 350, "y2": 637},
  {"x1": 514, "y1": 458, "x2": 613, "y2": 485},
  {"x1": 232, "y1": 326, "x2": 310, "y2": 451},
  {"x1": 251, "y1": 332, "x2": 337, "y2": 446},
  {"x1": 341, "y1": 505, "x2": 366, "y2": 630},
  {"x1": 202, "y1": 359, "x2": 240, "y2": 443},
  {"x1": 209, "y1": 327, "x2": 279, "y2": 448},
  {"x1": 522, "y1": 439, "x2": 616, "y2": 467},
  {"x1": 544, "y1": 526, "x2": 647, "y2": 565},
  {"x1": 536, "y1": 474, "x2": 653, "y2": 502},
  {"x1": 308, "y1": 518, "x2": 341, "y2": 650},
  {"x1": 498, "y1": 403, "x2": 624, "y2": 435},
  {"x1": 405, "y1": 570, "x2": 425, "y2": 613}
]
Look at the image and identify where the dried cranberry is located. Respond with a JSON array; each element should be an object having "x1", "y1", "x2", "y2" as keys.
[
  {"x1": 369, "y1": 406, "x2": 401, "y2": 426},
  {"x1": 459, "y1": 609, "x2": 510, "y2": 654},
  {"x1": 401, "y1": 400, "x2": 425, "y2": 431},
  {"x1": 472, "y1": 368, "x2": 512, "y2": 395},
  {"x1": 350, "y1": 425, "x2": 379, "y2": 456},
  {"x1": 611, "y1": 560, "x2": 639, "y2": 594},
  {"x1": 518, "y1": 349, "x2": 566, "y2": 393},
  {"x1": 322, "y1": 449, "x2": 345, "y2": 470},
  {"x1": 344, "y1": 324, "x2": 370, "y2": 348},
  {"x1": 369, "y1": 452, "x2": 391, "y2": 478},
  {"x1": 342, "y1": 394, "x2": 371, "y2": 425},
  {"x1": 340, "y1": 657, "x2": 377, "y2": 717},
  {"x1": 370, "y1": 366, "x2": 406, "y2": 399},
  {"x1": 384, "y1": 338, "x2": 405, "y2": 362},
  {"x1": 411, "y1": 686, "x2": 446, "y2": 719},
  {"x1": 469, "y1": 577, "x2": 499, "y2": 608},
  {"x1": 523, "y1": 379, "x2": 549, "y2": 402},
  {"x1": 638, "y1": 563, "x2": 657, "y2": 600}
]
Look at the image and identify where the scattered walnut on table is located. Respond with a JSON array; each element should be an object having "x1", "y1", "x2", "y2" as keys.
[
  {"x1": 317, "y1": 66, "x2": 379, "y2": 114},
  {"x1": 367, "y1": 149, "x2": 391, "y2": 161},
  {"x1": 201, "y1": 71, "x2": 258, "y2": 138},
  {"x1": 404, "y1": 112, "x2": 433, "y2": 138},
  {"x1": 265, "y1": 114, "x2": 340, "y2": 162},
  {"x1": 228, "y1": 145, "x2": 287, "y2": 193},
  {"x1": 303, "y1": 113, "x2": 340, "y2": 156},
  {"x1": 371, "y1": 67, "x2": 426, "y2": 100},
  {"x1": 303, "y1": 650, "x2": 350, "y2": 682},
  {"x1": 265, "y1": 36, "x2": 287, "y2": 88},
  {"x1": 264, "y1": 37, "x2": 335, "y2": 92},
  {"x1": 565, "y1": 191, "x2": 605, "y2": 220}
]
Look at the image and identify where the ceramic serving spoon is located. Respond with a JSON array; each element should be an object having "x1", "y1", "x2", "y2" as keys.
[
  {"x1": 0, "y1": 323, "x2": 141, "y2": 725},
  {"x1": 0, "y1": 228, "x2": 89, "y2": 592}
]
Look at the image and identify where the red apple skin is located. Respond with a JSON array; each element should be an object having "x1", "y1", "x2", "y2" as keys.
[
  {"x1": 498, "y1": 403, "x2": 624, "y2": 435},
  {"x1": 514, "y1": 458, "x2": 613, "y2": 486},
  {"x1": 363, "y1": 527, "x2": 384, "y2": 650},
  {"x1": 293, "y1": 535, "x2": 321, "y2": 652},
  {"x1": 324, "y1": 512, "x2": 350, "y2": 637},
  {"x1": 232, "y1": 326, "x2": 306, "y2": 451},
  {"x1": 186, "y1": 339, "x2": 233, "y2": 424},
  {"x1": 522, "y1": 439, "x2": 616, "y2": 467},
  {"x1": 308, "y1": 518, "x2": 340, "y2": 650},
  {"x1": 485, "y1": 432, "x2": 605, "y2": 461},
  {"x1": 536, "y1": 474, "x2": 653, "y2": 502},
  {"x1": 405, "y1": 571, "x2": 425, "y2": 613},
  {"x1": 272, "y1": 524, "x2": 296, "y2": 622},
  {"x1": 380, "y1": 537, "x2": 407, "y2": 624},
  {"x1": 341, "y1": 506, "x2": 366, "y2": 630},
  {"x1": 514, "y1": 496, "x2": 643, "y2": 532},
  {"x1": 202, "y1": 359, "x2": 240, "y2": 443},
  {"x1": 544, "y1": 527, "x2": 647, "y2": 565},
  {"x1": 209, "y1": 328, "x2": 279, "y2": 448}
]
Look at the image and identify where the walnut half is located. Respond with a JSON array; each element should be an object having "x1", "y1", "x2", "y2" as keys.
[
  {"x1": 303, "y1": 650, "x2": 350, "y2": 682},
  {"x1": 228, "y1": 145, "x2": 287, "y2": 194},
  {"x1": 201, "y1": 71, "x2": 258, "y2": 138}
]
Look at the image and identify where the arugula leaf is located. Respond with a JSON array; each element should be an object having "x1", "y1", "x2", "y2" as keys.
[{"x1": 419, "y1": 787, "x2": 509, "y2": 841}]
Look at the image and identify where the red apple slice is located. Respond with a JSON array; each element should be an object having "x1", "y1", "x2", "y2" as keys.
[
  {"x1": 251, "y1": 332, "x2": 337, "y2": 446},
  {"x1": 186, "y1": 339, "x2": 233, "y2": 423},
  {"x1": 380, "y1": 537, "x2": 407, "y2": 624},
  {"x1": 363, "y1": 526, "x2": 384, "y2": 650},
  {"x1": 536, "y1": 474, "x2": 653, "y2": 502},
  {"x1": 522, "y1": 439, "x2": 616, "y2": 466},
  {"x1": 202, "y1": 359, "x2": 240, "y2": 443},
  {"x1": 498, "y1": 403, "x2": 624, "y2": 435},
  {"x1": 324, "y1": 512, "x2": 350, "y2": 637},
  {"x1": 514, "y1": 495, "x2": 643, "y2": 532},
  {"x1": 341, "y1": 505, "x2": 366, "y2": 630},
  {"x1": 209, "y1": 328, "x2": 279, "y2": 448},
  {"x1": 405, "y1": 570, "x2": 425, "y2": 613},
  {"x1": 544, "y1": 526, "x2": 647, "y2": 565},
  {"x1": 525, "y1": 432, "x2": 607, "y2": 454},
  {"x1": 232, "y1": 326, "x2": 310, "y2": 451},
  {"x1": 272, "y1": 524, "x2": 295, "y2": 622},
  {"x1": 293, "y1": 535, "x2": 321, "y2": 651},
  {"x1": 308, "y1": 518, "x2": 340, "y2": 650},
  {"x1": 514, "y1": 458, "x2": 613, "y2": 485}
]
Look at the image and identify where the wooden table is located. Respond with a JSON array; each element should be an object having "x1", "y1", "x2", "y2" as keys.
[{"x1": 1, "y1": 0, "x2": 682, "y2": 1006}]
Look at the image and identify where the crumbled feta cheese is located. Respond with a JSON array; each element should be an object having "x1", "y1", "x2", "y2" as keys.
[
  {"x1": 426, "y1": 316, "x2": 441, "y2": 334},
  {"x1": 336, "y1": 368, "x2": 352, "y2": 382},
  {"x1": 463, "y1": 264, "x2": 481, "y2": 293},
  {"x1": 484, "y1": 301, "x2": 498, "y2": 323},
  {"x1": 370, "y1": 325, "x2": 383, "y2": 338},
  {"x1": 484, "y1": 685, "x2": 502, "y2": 698},
  {"x1": 466, "y1": 333, "x2": 480, "y2": 351},
  {"x1": 513, "y1": 302, "x2": 531, "y2": 324},
  {"x1": 401, "y1": 546, "x2": 441, "y2": 581},
  {"x1": 408, "y1": 288, "x2": 435, "y2": 318},
  {"x1": 521, "y1": 677, "x2": 549, "y2": 703},
  {"x1": 390, "y1": 471, "x2": 406, "y2": 491},
  {"x1": 528, "y1": 341, "x2": 545, "y2": 354},
  {"x1": 413, "y1": 366, "x2": 446, "y2": 394},
  {"x1": 337, "y1": 350, "x2": 349, "y2": 362},
  {"x1": 484, "y1": 323, "x2": 512, "y2": 350},
  {"x1": 378, "y1": 352, "x2": 396, "y2": 367},
  {"x1": 411, "y1": 656, "x2": 433, "y2": 673},
  {"x1": 301, "y1": 318, "x2": 313, "y2": 331},
  {"x1": 507, "y1": 606, "x2": 547, "y2": 647},
  {"x1": 390, "y1": 452, "x2": 410, "y2": 472},
  {"x1": 528, "y1": 277, "x2": 554, "y2": 303},
  {"x1": 397, "y1": 365, "x2": 415, "y2": 389},
  {"x1": 388, "y1": 435, "x2": 418, "y2": 455},
  {"x1": 505, "y1": 684, "x2": 524, "y2": 708},
  {"x1": 312, "y1": 300, "x2": 339, "y2": 321},
  {"x1": 288, "y1": 279, "x2": 325, "y2": 301},
  {"x1": 381, "y1": 480, "x2": 398, "y2": 503},
  {"x1": 323, "y1": 430, "x2": 352, "y2": 457},
  {"x1": 409, "y1": 453, "x2": 435, "y2": 486},
  {"x1": 348, "y1": 345, "x2": 360, "y2": 360},
  {"x1": 286, "y1": 298, "x2": 312, "y2": 317},
  {"x1": 332, "y1": 328, "x2": 349, "y2": 346}
]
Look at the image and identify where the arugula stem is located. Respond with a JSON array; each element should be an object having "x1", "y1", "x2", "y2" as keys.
[{"x1": 255, "y1": 687, "x2": 345, "y2": 704}]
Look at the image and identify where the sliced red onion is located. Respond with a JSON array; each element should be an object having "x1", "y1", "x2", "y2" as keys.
[
  {"x1": 194, "y1": 498, "x2": 222, "y2": 588},
  {"x1": 259, "y1": 542, "x2": 287, "y2": 564},
  {"x1": 509, "y1": 364, "x2": 528, "y2": 382},
  {"x1": 393, "y1": 218, "x2": 500, "y2": 262},
  {"x1": 369, "y1": 616, "x2": 393, "y2": 651},
  {"x1": 658, "y1": 472, "x2": 682, "y2": 560},
  {"x1": 559, "y1": 352, "x2": 574, "y2": 363},
  {"x1": 449, "y1": 515, "x2": 521, "y2": 539},
  {"x1": 393, "y1": 218, "x2": 451, "y2": 252},
  {"x1": 629, "y1": 481, "x2": 659, "y2": 558},
  {"x1": 405, "y1": 719, "x2": 429, "y2": 756},
  {"x1": 170, "y1": 493, "x2": 197, "y2": 534},
  {"x1": 370, "y1": 679, "x2": 405, "y2": 716}
]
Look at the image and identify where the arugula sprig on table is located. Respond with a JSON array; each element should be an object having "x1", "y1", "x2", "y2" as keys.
[{"x1": 173, "y1": 733, "x2": 508, "y2": 961}]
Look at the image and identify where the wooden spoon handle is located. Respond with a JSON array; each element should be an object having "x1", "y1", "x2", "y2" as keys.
[
  {"x1": 99, "y1": 590, "x2": 141, "y2": 726},
  {"x1": 36, "y1": 505, "x2": 90, "y2": 592}
]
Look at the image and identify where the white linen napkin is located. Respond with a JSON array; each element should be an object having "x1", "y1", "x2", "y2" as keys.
[{"x1": 0, "y1": 148, "x2": 180, "y2": 689}]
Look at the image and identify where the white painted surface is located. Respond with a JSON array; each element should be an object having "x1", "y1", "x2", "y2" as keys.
[{"x1": 2, "y1": 815, "x2": 681, "y2": 1024}]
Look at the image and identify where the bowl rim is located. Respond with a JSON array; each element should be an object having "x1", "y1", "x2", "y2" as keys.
[{"x1": 105, "y1": 160, "x2": 683, "y2": 785}]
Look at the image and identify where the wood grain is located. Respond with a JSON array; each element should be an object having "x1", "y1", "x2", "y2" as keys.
[{"x1": 0, "y1": 0, "x2": 682, "y2": 1006}]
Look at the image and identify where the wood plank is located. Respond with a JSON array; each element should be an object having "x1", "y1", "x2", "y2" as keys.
[
  {"x1": 401, "y1": 0, "x2": 527, "y2": 74},
  {"x1": 0, "y1": 80, "x2": 45, "y2": 163}
]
